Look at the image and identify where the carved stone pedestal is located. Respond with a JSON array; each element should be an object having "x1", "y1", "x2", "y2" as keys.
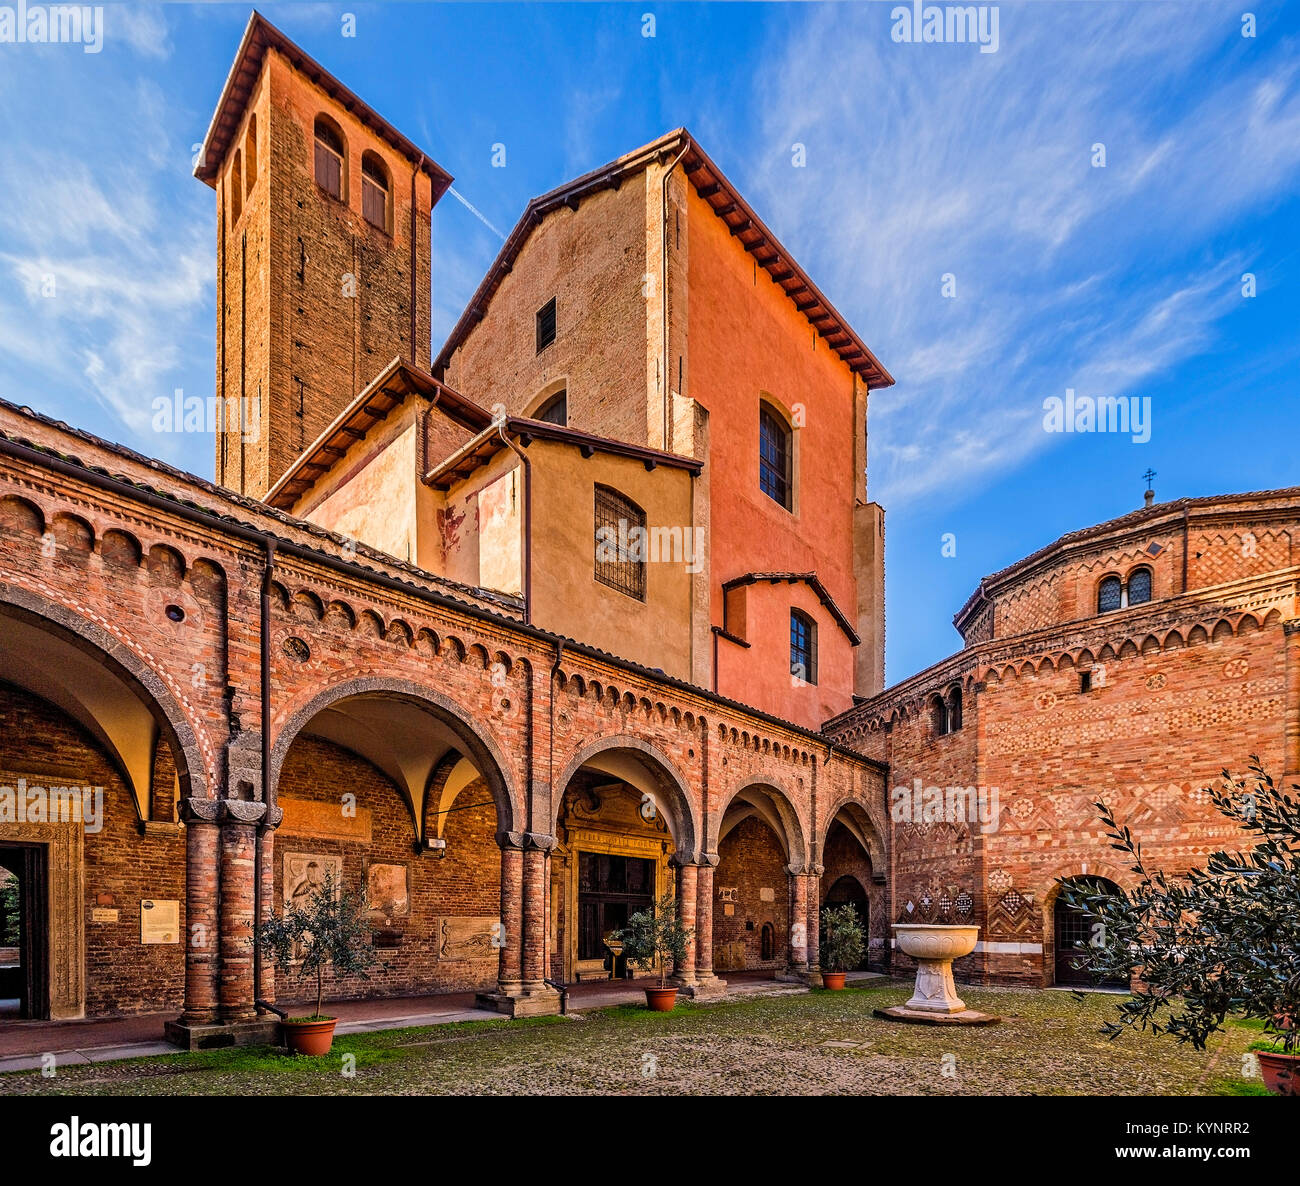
[{"x1": 879, "y1": 924, "x2": 999, "y2": 1026}]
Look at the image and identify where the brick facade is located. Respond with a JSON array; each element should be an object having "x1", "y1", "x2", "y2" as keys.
[{"x1": 827, "y1": 489, "x2": 1300, "y2": 987}]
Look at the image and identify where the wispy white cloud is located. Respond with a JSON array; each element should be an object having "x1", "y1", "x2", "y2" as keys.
[{"x1": 741, "y1": 3, "x2": 1300, "y2": 507}]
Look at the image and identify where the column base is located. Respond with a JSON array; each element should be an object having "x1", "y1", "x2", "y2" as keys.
[
  {"x1": 164, "y1": 1016, "x2": 280, "y2": 1051},
  {"x1": 776, "y1": 965, "x2": 810, "y2": 983},
  {"x1": 475, "y1": 984, "x2": 563, "y2": 1018},
  {"x1": 680, "y1": 974, "x2": 727, "y2": 1000}
]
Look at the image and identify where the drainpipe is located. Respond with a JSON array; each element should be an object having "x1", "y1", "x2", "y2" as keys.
[
  {"x1": 498, "y1": 423, "x2": 532, "y2": 624},
  {"x1": 660, "y1": 138, "x2": 691, "y2": 451},
  {"x1": 256, "y1": 537, "x2": 276, "y2": 1006},
  {"x1": 411, "y1": 156, "x2": 424, "y2": 364}
]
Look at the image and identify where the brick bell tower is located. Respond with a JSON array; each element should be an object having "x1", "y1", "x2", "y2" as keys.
[{"x1": 196, "y1": 12, "x2": 452, "y2": 499}]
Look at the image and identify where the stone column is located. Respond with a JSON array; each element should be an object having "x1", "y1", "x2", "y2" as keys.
[
  {"x1": 521, "y1": 837, "x2": 549, "y2": 986},
  {"x1": 179, "y1": 798, "x2": 221, "y2": 1023},
  {"x1": 671, "y1": 858, "x2": 698, "y2": 987},
  {"x1": 255, "y1": 805, "x2": 282, "y2": 1009},
  {"x1": 806, "y1": 866, "x2": 825, "y2": 986},
  {"x1": 482, "y1": 831, "x2": 562, "y2": 1018},
  {"x1": 497, "y1": 835, "x2": 525, "y2": 993},
  {"x1": 691, "y1": 853, "x2": 726, "y2": 997},
  {"x1": 218, "y1": 801, "x2": 266, "y2": 1022},
  {"x1": 786, "y1": 864, "x2": 809, "y2": 976}
]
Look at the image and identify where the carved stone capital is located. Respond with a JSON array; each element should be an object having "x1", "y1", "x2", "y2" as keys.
[
  {"x1": 222, "y1": 800, "x2": 268, "y2": 826},
  {"x1": 496, "y1": 830, "x2": 528, "y2": 851},
  {"x1": 698, "y1": 851, "x2": 720, "y2": 868},
  {"x1": 260, "y1": 805, "x2": 284, "y2": 830},
  {"x1": 523, "y1": 832, "x2": 558, "y2": 852},
  {"x1": 179, "y1": 797, "x2": 223, "y2": 825}
]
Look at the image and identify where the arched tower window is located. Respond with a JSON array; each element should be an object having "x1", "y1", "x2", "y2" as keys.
[
  {"x1": 361, "y1": 150, "x2": 391, "y2": 232},
  {"x1": 594, "y1": 485, "x2": 646, "y2": 601},
  {"x1": 535, "y1": 390, "x2": 567, "y2": 426},
  {"x1": 946, "y1": 686, "x2": 963, "y2": 732},
  {"x1": 230, "y1": 148, "x2": 243, "y2": 224},
  {"x1": 790, "y1": 609, "x2": 817, "y2": 685},
  {"x1": 930, "y1": 693, "x2": 949, "y2": 737},
  {"x1": 759, "y1": 404, "x2": 792, "y2": 510},
  {"x1": 1097, "y1": 575, "x2": 1122, "y2": 613},
  {"x1": 245, "y1": 113, "x2": 257, "y2": 193},
  {"x1": 1098, "y1": 567, "x2": 1153, "y2": 613},
  {"x1": 1127, "y1": 566, "x2": 1152, "y2": 606},
  {"x1": 760, "y1": 922, "x2": 775, "y2": 961},
  {"x1": 314, "y1": 115, "x2": 345, "y2": 200}
]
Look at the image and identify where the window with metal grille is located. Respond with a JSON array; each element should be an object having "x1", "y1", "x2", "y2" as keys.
[
  {"x1": 1097, "y1": 575, "x2": 1122, "y2": 613},
  {"x1": 536, "y1": 297, "x2": 557, "y2": 354},
  {"x1": 594, "y1": 485, "x2": 646, "y2": 601},
  {"x1": 361, "y1": 151, "x2": 390, "y2": 232},
  {"x1": 1127, "y1": 566, "x2": 1152, "y2": 605},
  {"x1": 790, "y1": 609, "x2": 817, "y2": 685},
  {"x1": 759, "y1": 406, "x2": 791, "y2": 509},
  {"x1": 536, "y1": 391, "x2": 567, "y2": 425},
  {"x1": 314, "y1": 116, "x2": 345, "y2": 200}
]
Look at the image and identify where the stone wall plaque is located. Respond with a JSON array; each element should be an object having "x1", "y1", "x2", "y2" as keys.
[
  {"x1": 140, "y1": 899, "x2": 179, "y2": 944},
  {"x1": 91, "y1": 907, "x2": 118, "y2": 923},
  {"x1": 435, "y1": 915, "x2": 497, "y2": 961},
  {"x1": 759, "y1": 887, "x2": 775, "y2": 902},
  {"x1": 366, "y1": 862, "x2": 409, "y2": 926},
  {"x1": 279, "y1": 797, "x2": 372, "y2": 845},
  {"x1": 283, "y1": 852, "x2": 343, "y2": 908}
]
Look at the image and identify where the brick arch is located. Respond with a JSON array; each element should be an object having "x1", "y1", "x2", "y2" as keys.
[
  {"x1": 0, "y1": 585, "x2": 211, "y2": 808},
  {"x1": 710, "y1": 778, "x2": 808, "y2": 865},
  {"x1": 267, "y1": 674, "x2": 521, "y2": 832},
  {"x1": 817, "y1": 794, "x2": 887, "y2": 869},
  {"x1": 552, "y1": 733, "x2": 700, "y2": 855}
]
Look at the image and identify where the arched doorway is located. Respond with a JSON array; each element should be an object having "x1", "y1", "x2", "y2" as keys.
[
  {"x1": 0, "y1": 594, "x2": 202, "y2": 1020},
  {"x1": 823, "y1": 874, "x2": 870, "y2": 972},
  {"x1": 269, "y1": 684, "x2": 518, "y2": 1002},
  {"x1": 552, "y1": 739, "x2": 696, "y2": 984},
  {"x1": 714, "y1": 783, "x2": 805, "y2": 974},
  {"x1": 819, "y1": 803, "x2": 885, "y2": 971},
  {"x1": 1053, "y1": 877, "x2": 1128, "y2": 988}
]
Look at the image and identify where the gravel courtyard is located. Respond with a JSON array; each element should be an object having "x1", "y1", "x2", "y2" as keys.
[{"x1": 1, "y1": 980, "x2": 1265, "y2": 1097}]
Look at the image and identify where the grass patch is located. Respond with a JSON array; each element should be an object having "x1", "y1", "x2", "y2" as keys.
[{"x1": 0, "y1": 980, "x2": 1280, "y2": 1097}]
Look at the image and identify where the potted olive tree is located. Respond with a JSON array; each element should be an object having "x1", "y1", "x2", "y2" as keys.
[
  {"x1": 819, "y1": 904, "x2": 866, "y2": 989},
  {"x1": 256, "y1": 869, "x2": 380, "y2": 1055},
  {"x1": 614, "y1": 890, "x2": 693, "y2": 1011},
  {"x1": 1061, "y1": 757, "x2": 1299, "y2": 1095}
]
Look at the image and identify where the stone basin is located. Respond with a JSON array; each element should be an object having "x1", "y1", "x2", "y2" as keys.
[{"x1": 891, "y1": 923, "x2": 980, "y2": 1013}]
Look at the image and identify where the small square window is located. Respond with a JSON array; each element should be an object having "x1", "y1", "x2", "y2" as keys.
[{"x1": 536, "y1": 298, "x2": 557, "y2": 354}]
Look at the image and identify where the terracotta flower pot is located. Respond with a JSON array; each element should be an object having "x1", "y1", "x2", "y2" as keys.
[
  {"x1": 644, "y1": 987, "x2": 679, "y2": 1012},
  {"x1": 282, "y1": 1017, "x2": 338, "y2": 1056},
  {"x1": 1257, "y1": 1050, "x2": 1300, "y2": 1096},
  {"x1": 821, "y1": 971, "x2": 847, "y2": 990}
]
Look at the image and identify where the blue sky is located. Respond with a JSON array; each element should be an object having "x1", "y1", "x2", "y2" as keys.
[{"x1": 1, "y1": 1, "x2": 1297, "y2": 684}]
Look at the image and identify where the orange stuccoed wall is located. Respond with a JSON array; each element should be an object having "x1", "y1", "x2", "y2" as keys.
[{"x1": 683, "y1": 183, "x2": 867, "y2": 727}]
